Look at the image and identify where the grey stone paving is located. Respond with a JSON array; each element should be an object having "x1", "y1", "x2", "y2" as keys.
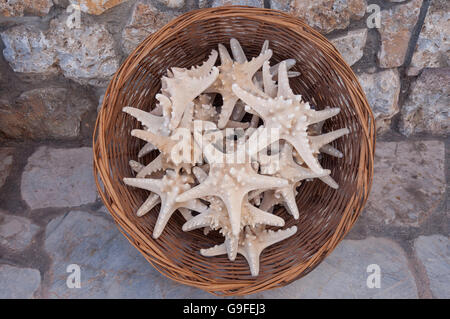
[
  {"x1": 0, "y1": 210, "x2": 39, "y2": 251},
  {"x1": 249, "y1": 237, "x2": 418, "y2": 299},
  {"x1": 414, "y1": 235, "x2": 450, "y2": 298},
  {"x1": 21, "y1": 147, "x2": 97, "y2": 210},
  {"x1": 0, "y1": 265, "x2": 41, "y2": 298}
]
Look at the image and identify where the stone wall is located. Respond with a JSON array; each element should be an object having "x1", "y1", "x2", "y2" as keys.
[{"x1": 0, "y1": 1, "x2": 448, "y2": 298}]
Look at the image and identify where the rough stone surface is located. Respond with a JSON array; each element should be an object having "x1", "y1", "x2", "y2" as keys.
[
  {"x1": 0, "y1": 0, "x2": 53, "y2": 17},
  {"x1": 49, "y1": 18, "x2": 120, "y2": 87},
  {"x1": 286, "y1": 0, "x2": 367, "y2": 34},
  {"x1": 0, "y1": 148, "x2": 13, "y2": 188},
  {"x1": 21, "y1": 147, "x2": 97, "y2": 210},
  {"x1": 0, "y1": 87, "x2": 93, "y2": 139},
  {"x1": 44, "y1": 210, "x2": 215, "y2": 298},
  {"x1": 408, "y1": 0, "x2": 450, "y2": 75},
  {"x1": 377, "y1": 0, "x2": 423, "y2": 68},
  {"x1": 365, "y1": 141, "x2": 445, "y2": 227},
  {"x1": 414, "y1": 235, "x2": 450, "y2": 298},
  {"x1": 357, "y1": 69, "x2": 400, "y2": 133},
  {"x1": 121, "y1": 2, "x2": 180, "y2": 54},
  {"x1": 209, "y1": 0, "x2": 264, "y2": 7},
  {"x1": 0, "y1": 264, "x2": 41, "y2": 298},
  {"x1": 0, "y1": 211, "x2": 39, "y2": 251},
  {"x1": 1, "y1": 19, "x2": 119, "y2": 86},
  {"x1": 70, "y1": 0, "x2": 128, "y2": 15},
  {"x1": 330, "y1": 28, "x2": 367, "y2": 66},
  {"x1": 250, "y1": 237, "x2": 418, "y2": 298},
  {"x1": 157, "y1": 0, "x2": 185, "y2": 8},
  {"x1": 400, "y1": 68, "x2": 449, "y2": 136},
  {"x1": 1, "y1": 25, "x2": 58, "y2": 75}
]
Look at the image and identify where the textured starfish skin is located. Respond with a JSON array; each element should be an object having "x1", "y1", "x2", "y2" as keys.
[
  {"x1": 206, "y1": 40, "x2": 272, "y2": 128},
  {"x1": 176, "y1": 160, "x2": 287, "y2": 236},
  {"x1": 123, "y1": 171, "x2": 207, "y2": 238},
  {"x1": 201, "y1": 225, "x2": 297, "y2": 276},
  {"x1": 232, "y1": 62, "x2": 347, "y2": 174}
]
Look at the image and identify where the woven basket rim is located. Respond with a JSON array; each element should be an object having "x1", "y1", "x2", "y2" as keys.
[{"x1": 93, "y1": 5, "x2": 376, "y2": 296}]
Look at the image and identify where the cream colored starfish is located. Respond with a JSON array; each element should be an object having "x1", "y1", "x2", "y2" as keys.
[
  {"x1": 123, "y1": 170, "x2": 207, "y2": 238},
  {"x1": 162, "y1": 52, "x2": 219, "y2": 130},
  {"x1": 232, "y1": 61, "x2": 348, "y2": 174},
  {"x1": 183, "y1": 194, "x2": 285, "y2": 260},
  {"x1": 259, "y1": 143, "x2": 330, "y2": 218},
  {"x1": 201, "y1": 225, "x2": 297, "y2": 276},
  {"x1": 176, "y1": 143, "x2": 288, "y2": 236},
  {"x1": 206, "y1": 39, "x2": 272, "y2": 128}
]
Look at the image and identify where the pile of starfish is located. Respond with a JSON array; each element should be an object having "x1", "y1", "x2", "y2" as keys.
[{"x1": 123, "y1": 39, "x2": 349, "y2": 276}]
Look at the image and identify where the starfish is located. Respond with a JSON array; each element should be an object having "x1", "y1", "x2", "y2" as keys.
[
  {"x1": 206, "y1": 39, "x2": 272, "y2": 128},
  {"x1": 201, "y1": 225, "x2": 298, "y2": 276},
  {"x1": 232, "y1": 61, "x2": 348, "y2": 174},
  {"x1": 162, "y1": 51, "x2": 219, "y2": 130},
  {"x1": 176, "y1": 143, "x2": 288, "y2": 236},
  {"x1": 183, "y1": 195, "x2": 285, "y2": 260},
  {"x1": 259, "y1": 143, "x2": 330, "y2": 218},
  {"x1": 123, "y1": 170, "x2": 207, "y2": 238}
]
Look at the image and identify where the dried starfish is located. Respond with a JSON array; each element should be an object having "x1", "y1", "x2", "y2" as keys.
[
  {"x1": 206, "y1": 39, "x2": 272, "y2": 128},
  {"x1": 123, "y1": 170, "x2": 207, "y2": 238},
  {"x1": 162, "y1": 53, "x2": 219, "y2": 129},
  {"x1": 201, "y1": 225, "x2": 297, "y2": 276},
  {"x1": 176, "y1": 144, "x2": 288, "y2": 236},
  {"x1": 232, "y1": 61, "x2": 347, "y2": 174},
  {"x1": 260, "y1": 143, "x2": 330, "y2": 218}
]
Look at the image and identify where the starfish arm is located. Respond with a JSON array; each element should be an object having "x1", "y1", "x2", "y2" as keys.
[
  {"x1": 225, "y1": 235, "x2": 239, "y2": 261},
  {"x1": 227, "y1": 120, "x2": 250, "y2": 129},
  {"x1": 231, "y1": 100, "x2": 246, "y2": 121},
  {"x1": 136, "y1": 154, "x2": 163, "y2": 178},
  {"x1": 259, "y1": 191, "x2": 282, "y2": 212},
  {"x1": 230, "y1": 38, "x2": 247, "y2": 63},
  {"x1": 319, "y1": 175, "x2": 339, "y2": 189},
  {"x1": 123, "y1": 177, "x2": 162, "y2": 194},
  {"x1": 245, "y1": 204, "x2": 285, "y2": 227},
  {"x1": 277, "y1": 61, "x2": 295, "y2": 98},
  {"x1": 306, "y1": 108, "x2": 341, "y2": 125},
  {"x1": 222, "y1": 191, "x2": 245, "y2": 236},
  {"x1": 200, "y1": 243, "x2": 227, "y2": 257},
  {"x1": 136, "y1": 193, "x2": 161, "y2": 217},
  {"x1": 309, "y1": 128, "x2": 349, "y2": 152},
  {"x1": 287, "y1": 134, "x2": 325, "y2": 174},
  {"x1": 192, "y1": 166, "x2": 208, "y2": 183},
  {"x1": 262, "y1": 61, "x2": 277, "y2": 98},
  {"x1": 262, "y1": 226, "x2": 298, "y2": 247},
  {"x1": 260, "y1": 40, "x2": 269, "y2": 54},
  {"x1": 184, "y1": 199, "x2": 209, "y2": 214},
  {"x1": 129, "y1": 160, "x2": 144, "y2": 173},
  {"x1": 277, "y1": 186, "x2": 299, "y2": 219},
  {"x1": 176, "y1": 179, "x2": 216, "y2": 202},
  {"x1": 178, "y1": 208, "x2": 194, "y2": 221},
  {"x1": 270, "y1": 59, "x2": 296, "y2": 76},
  {"x1": 131, "y1": 129, "x2": 175, "y2": 155},
  {"x1": 186, "y1": 49, "x2": 218, "y2": 77},
  {"x1": 319, "y1": 144, "x2": 343, "y2": 158},
  {"x1": 138, "y1": 142, "x2": 157, "y2": 158},
  {"x1": 244, "y1": 171, "x2": 288, "y2": 191},
  {"x1": 123, "y1": 107, "x2": 166, "y2": 134},
  {"x1": 246, "y1": 49, "x2": 273, "y2": 75},
  {"x1": 182, "y1": 211, "x2": 213, "y2": 231},
  {"x1": 232, "y1": 84, "x2": 270, "y2": 118},
  {"x1": 217, "y1": 94, "x2": 240, "y2": 128},
  {"x1": 218, "y1": 43, "x2": 233, "y2": 65},
  {"x1": 240, "y1": 240, "x2": 261, "y2": 277},
  {"x1": 291, "y1": 166, "x2": 331, "y2": 182},
  {"x1": 153, "y1": 199, "x2": 177, "y2": 238},
  {"x1": 155, "y1": 93, "x2": 172, "y2": 118}
]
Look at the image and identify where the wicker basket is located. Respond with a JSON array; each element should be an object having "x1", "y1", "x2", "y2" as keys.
[{"x1": 93, "y1": 6, "x2": 375, "y2": 296}]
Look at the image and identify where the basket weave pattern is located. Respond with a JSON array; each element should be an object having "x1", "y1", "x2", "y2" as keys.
[{"x1": 93, "y1": 6, "x2": 375, "y2": 296}]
